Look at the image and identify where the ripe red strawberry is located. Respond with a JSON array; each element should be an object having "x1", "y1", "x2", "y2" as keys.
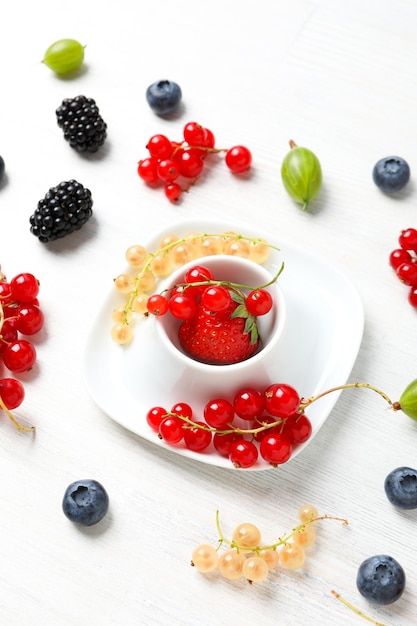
[{"x1": 178, "y1": 299, "x2": 260, "y2": 365}]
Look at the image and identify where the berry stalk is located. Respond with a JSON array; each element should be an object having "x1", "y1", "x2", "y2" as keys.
[
  {"x1": 164, "y1": 261, "x2": 284, "y2": 298},
  {"x1": 215, "y1": 509, "x2": 348, "y2": 554},
  {"x1": 299, "y1": 382, "x2": 394, "y2": 411},
  {"x1": 331, "y1": 590, "x2": 386, "y2": 626},
  {"x1": 0, "y1": 394, "x2": 34, "y2": 432},
  {"x1": 161, "y1": 411, "x2": 286, "y2": 437}
]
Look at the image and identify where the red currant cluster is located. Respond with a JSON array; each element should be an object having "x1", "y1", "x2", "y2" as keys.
[
  {"x1": 146, "y1": 382, "x2": 312, "y2": 468},
  {"x1": 389, "y1": 227, "x2": 417, "y2": 307},
  {"x1": 137, "y1": 121, "x2": 252, "y2": 202},
  {"x1": 146, "y1": 263, "x2": 272, "y2": 321},
  {"x1": 0, "y1": 270, "x2": 44, "y2": 431}
]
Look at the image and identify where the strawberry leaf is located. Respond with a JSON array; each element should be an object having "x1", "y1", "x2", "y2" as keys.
[
  {"x1": 243, "y1": 315, "x2": 259, "y2": 344},
  {"x1": 250, "y1": 323, "x2": 259, "y2": 344},
  {"x1": 243, "y1": 316, "x2": 254, "y2": 334},
  {"x1": 230, "y1": 290, "x2": 246, "y2": 305},
  {"x1": 231, "y1": 304, "x2": 249, "y2": 319}
]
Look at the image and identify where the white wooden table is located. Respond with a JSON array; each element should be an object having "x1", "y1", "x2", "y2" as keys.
[{"x1": 1, "y1": 1, "x2": 417, "y2": 624}]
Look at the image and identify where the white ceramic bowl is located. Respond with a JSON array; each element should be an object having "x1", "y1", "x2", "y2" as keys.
[{"x1": 155, "y1": 255, "x2": 286, "y2": 399}]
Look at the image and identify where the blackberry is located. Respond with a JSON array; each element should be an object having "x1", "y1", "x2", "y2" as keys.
[
  {"x1": 56, "y1": 95, "x2": 107, "y2": 153},
  {"x1": 30, "y1": 180, "x2": 93, "y2": 243}
]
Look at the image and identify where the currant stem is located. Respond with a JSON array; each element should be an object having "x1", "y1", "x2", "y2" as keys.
[
  {"x1": 166, "y1": 262, "x2": 284, "y2": 298},
  {"x1": 331, "y1": 590, "x2": 386, "y2": 626},
  {"x1": 0, "y1": 394, "x2": 35, "y2": 432},
  {"x1": 165, "y1": 411, "x2": 285, "y2": 436},
  {"x1": 173, "y1": 142, "x2": 228, "y2": 156},
  {"x1": 215, "y1": 510, "x2": 348, "y2": 554},
  {"x1": 299, "y1": 383, "x2": 394, "y2": 412}
]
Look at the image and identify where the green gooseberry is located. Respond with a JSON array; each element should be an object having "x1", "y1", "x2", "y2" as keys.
[
  {"x1": 42, "y1": 39, "x2": 85, "y2": 74},
  {"x1": 398, "y1": 378, "x2": 417, "y2": 420},
  {"x1": 281, "y1": 140, "x2": 322, "y2": 211}
]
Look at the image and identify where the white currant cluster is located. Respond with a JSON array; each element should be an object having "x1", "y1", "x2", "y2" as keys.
[{"x1": 192, "y1": 505, "x2": 348, "y2": 584}]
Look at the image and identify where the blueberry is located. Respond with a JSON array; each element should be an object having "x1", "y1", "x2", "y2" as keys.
[
  {"x1": 356, "y1": 554, "x2": 406, "y2": 605},
  {"x1": 62, "y1": 479, "x2": 109, "y2": 526},
  {"x1": 372, "y1": 156, "x2": 410, "y2": 192},
  {"x1": 384, "y1": 466, "x2": 417, "y2": 509},
  {"x1": 146, "y1": 80, "x2": 182, "y2": 115},
  {"x1": 0, "y1": 156, "x2": 5, "y2": 181}
]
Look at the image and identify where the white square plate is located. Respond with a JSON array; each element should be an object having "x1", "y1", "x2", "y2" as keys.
[{"x1": 83, "y1": 218, "x2": 364, "y2": 470}]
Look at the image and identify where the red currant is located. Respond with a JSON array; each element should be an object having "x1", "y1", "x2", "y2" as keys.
[
  {"x1": 146, "y1": 294, "x2": 169, "y2": 317},
  {"x1": 2, "y1": 304, "x2": 17, "y2": 319},
  {"x1": 264, "y1": 383, "x2": 300, "y2": 418},
  {"x1": 397, "y1": 262, "x2": 417, "y2": 287},
  {"x1": 171, "y1": 402, "x2": 193, "y2": 420},
  {"x1": 203, "y1": 128, "x2": 215, "y2": 149},
  {"x1": 0, "y1": 281, "x2": 12, "y2": 305},
  {"x1": 213, "y1": 431, "x2": 243, "y2": 457},
  {"x1": 164, "y1": 182, "x2": 182, "y2": 202},
  {"x1": 10, "y1": 273, "x2": 39, "y2": 303},
  {"x1": 200, "y1": 286, "x2": 231, "y2": 313},
  {"x1": 146, "y1": 134, "x2": 173, "y2": 159},
  {"x1": 183, "y1": 421, "x2": 212, "y2": 452},
  {"x1": 0, "y1": 377, "x2": 25, "y2": 409},
  {"x1": 399, "y1": 227, "x2": 417, "y2": 251},
  {"x1": 225, "y1": 146, "x2": 252, "y2": 173},
  {"x1": 233, "y1": 388, "x2": 265, "y2": 421},
  {"x1": 183, "y1": 265, "x2": 214, "y2": 298},
  {"x1": 389, "y1": 248, "x2": 413, "y2": 270},
  {"x1": 177, "y1": 149, "x2": 204, "y2": 178},
  {"x1": 137, "y1": 157, "x2": 159, "y2": 184},
  {"x1": 146, "y1": 406, "x2": 167, "y2": 432},
  {"x1": 168, "y1": 293, "x2": 197, "y2": 320},
  {"x1": 253, "y1": 415, "x2": 282, "y2": 442},
  {"x1": 245, "y1": 289, "x2": 273, "y2": 316},
  {"x1": 284, "y1": 413, "x2": 312, "y2": 444},
  {"x1": 408, "y1": 286, "x2": 417, "y2": 307},
  {"x1": 3, "y1": 339, "x2": 36, "y2": 373},
  {"x1": 183, "y1": 122, "x2": 207, "y2": 146},
  {"x1": 159, "y1": 415, "x2": 185, "y2": 444},
  {"x1": 184, "y1": 265, "x2": 214, "y2": 283},
  {"x1": 157, "y1": 159, "x2": 180, "y2": 183},
  {"x1": 204, "y1": 397, "x2": 235, "y2": 429},
  {"x1": 15, "y1": 304, "x2": 44, "y2": 335},
  {"x1": 0, "y1": 319, "x2": 18, "y2": 353},
  {"x1": 229, "y1": 439, "x2": 258, "y2": 468},
  {"x1": 260, "y1": 433, "x2": 292, "y2": 465}
]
